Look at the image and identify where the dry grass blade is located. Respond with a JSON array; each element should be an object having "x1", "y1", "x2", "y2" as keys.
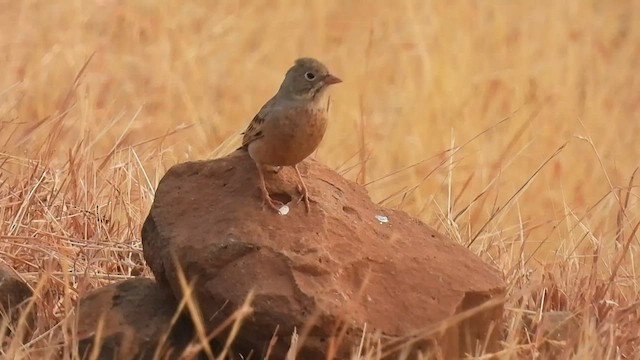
[
  {"x1": 172, "y1": 253, "x2": 215, "y2": 359},
  {"x1": 58, "y1": 52, "x2": 96, "y2": 115},
  {"x1": 467, "y1": 142, "x2": 567, "y2": 247},
  {"x1": 615, "y1": 167, "x2": 639, "y2": 246},
  {"x1": 215, "y1": 291, "x2": 255, "y2": 360},
  {"x1": 381, "y1": 294, "x2": 508, "y2": 357},
  {"x1": 262, "y1": 325, "x2": 280, "y2": 360},
  {"x1": 364, "y1": 112, "x2": 514, "y2": 188}
]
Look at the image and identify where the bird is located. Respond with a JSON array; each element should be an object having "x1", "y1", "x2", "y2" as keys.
[{"x1": 238, "y1": 57, "x2": 342, "y2": 213}]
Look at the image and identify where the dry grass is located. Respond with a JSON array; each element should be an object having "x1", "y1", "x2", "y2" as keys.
[{"x1": 1, "y1": 0, "x2": 639, "y2": 358}]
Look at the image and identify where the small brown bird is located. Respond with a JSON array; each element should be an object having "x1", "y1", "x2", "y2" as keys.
[{"x1": 239, "y1": 57, "x2": 342, "y2": 212}]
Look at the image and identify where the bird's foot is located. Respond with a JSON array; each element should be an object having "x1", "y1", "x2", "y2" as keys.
[
  {"x1": 293, "y1": 165, "x2": 311, "y2": 213},
  {"x1": 298, "y1": 193, "x2": 311, "y2": 213},
  {"x1": 262, "y1": 195, "x2": 285, "y2": 213},
  {"x1": 295, "y1": 186, "x2": 311, "y2": 213}
]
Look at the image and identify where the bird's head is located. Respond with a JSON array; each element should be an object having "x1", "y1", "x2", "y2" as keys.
[{"x1": 278, "y1": 57, "x2": 341, "y2": 101}]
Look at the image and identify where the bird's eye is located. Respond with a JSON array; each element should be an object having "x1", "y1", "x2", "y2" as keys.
[{"x1": 304, "y1": 72, "x2": 316, "y2": 81}]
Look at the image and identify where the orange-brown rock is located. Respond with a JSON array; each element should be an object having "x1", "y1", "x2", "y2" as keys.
[
  {"x1": 73, "y1": 278, "x2": 194, "y2": 360},
  {"x1": 0, "y1": 264, "x2": 33, "y2": 335},
  {"x1": 142, "y1": 153, "x2": 506, "y2": 359}
]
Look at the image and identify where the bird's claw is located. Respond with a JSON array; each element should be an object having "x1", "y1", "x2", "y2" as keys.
[
  {"x1": 263, "y1": 197, "x2": 285, "y2": 212},
  {"x1": 296, "y1": 191, "x2": 311, "y2": 213},
  {"x1": 301, "y1": 195, "x2": 311, "y2": 213}
]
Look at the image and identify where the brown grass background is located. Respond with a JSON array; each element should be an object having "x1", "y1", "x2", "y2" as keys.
[{"x1": 1, "y1": 0, "x2": 639, "y2": 358}]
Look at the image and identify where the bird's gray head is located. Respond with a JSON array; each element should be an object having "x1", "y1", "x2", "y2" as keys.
[{"x1": 277, "y1": 57, "x2": 341, "y2": 101}]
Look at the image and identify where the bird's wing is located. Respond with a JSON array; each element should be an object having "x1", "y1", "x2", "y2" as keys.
[
  {"x1": 240, "y1": 113, "x2": 266, "y2": 148},
  {"x1": 240, "y1": 96, "x2": 277, "y2": 149}
]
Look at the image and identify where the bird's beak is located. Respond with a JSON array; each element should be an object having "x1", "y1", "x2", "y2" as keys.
[{"x1": 324, "y1": 74, "x2": 342, "y2": 85}]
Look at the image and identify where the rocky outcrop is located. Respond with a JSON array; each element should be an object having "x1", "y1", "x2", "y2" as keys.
[
  {"x1": 73, "y1": 278, "x2": 194, "y2": 360},
  {"x1": 0, "y1": 264, "x2": 33, "y2": 335},
  {"x1": 142, "y1": 152, "x2": 506, "y2": 359}
]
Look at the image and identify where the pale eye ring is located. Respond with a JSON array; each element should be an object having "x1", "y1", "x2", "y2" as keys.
[{"x1": 304, "y1": 72, "x2": 316, "y2": 81}]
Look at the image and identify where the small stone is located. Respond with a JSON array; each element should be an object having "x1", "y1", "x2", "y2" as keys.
[
  {"x1": 278, "y1": 204, "x2": 290, "y2": 216},
  {"x1": 375, "y1": 214, "x2": 389, "y2": 223}
]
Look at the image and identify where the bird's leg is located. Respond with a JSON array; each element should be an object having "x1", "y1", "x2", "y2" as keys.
[
  {"x1": 254, "y1": 161, "x2": 284, "y2": 212},
  {"x1": 271, "y1": 165, "x2": 282, "y2": 174},
  {"x1": 293, "y1": 164, "x2": 311, "y2": 213}
]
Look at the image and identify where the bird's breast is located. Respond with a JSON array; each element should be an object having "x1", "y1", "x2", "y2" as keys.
[{"x1": 250, "y1": 106, "x2": 328, "y2": 166}]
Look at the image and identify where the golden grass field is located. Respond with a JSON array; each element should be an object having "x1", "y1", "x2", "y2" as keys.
[{"x1": 1, "y1": 0, "x2": 639, "y2": 358}]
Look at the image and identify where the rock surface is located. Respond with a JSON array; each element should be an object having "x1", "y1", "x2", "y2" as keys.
[
  {"x1": 142, "y1": 152, "x2": 506, "y2": 359},
  {"x1": 0, "y1": 264, "x2": 33, "y2": 333},
  {"x1": 74, "y1": 278, "x2": 194, "y2": 360}
]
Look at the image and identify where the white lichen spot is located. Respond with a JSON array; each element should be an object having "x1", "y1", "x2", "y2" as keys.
[{"x1": 375, "y1": 214, "x2": 389, "y2": 224}]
